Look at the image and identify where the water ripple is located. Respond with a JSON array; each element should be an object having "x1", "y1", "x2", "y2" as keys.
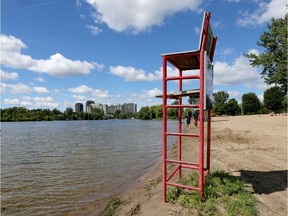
[{"x1": 1, "y1": 120, "x2": 178, "y2": 215}]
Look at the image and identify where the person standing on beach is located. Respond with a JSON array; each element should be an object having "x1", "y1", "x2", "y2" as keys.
[
  {"x1": 185, "y1": 111, "x2": 192, "y2": 128},
  {"x1": 193, "y1": 110, "x2": 199, "y2": 127}
]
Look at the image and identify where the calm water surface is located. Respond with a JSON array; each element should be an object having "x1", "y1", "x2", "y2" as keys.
[{"x1": 1, "y1": 120, "x2": 177, "y2": 215}]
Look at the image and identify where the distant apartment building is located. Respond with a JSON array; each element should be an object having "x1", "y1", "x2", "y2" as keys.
[
  {"x1": 91, "y1": 103, "x2": 108, "y2": 114},
  {"x1": 84, "y1": 101, "x2": 137, "y2": 114},
  {"x1": 108, "y1": 104, "x2": 122, "y2": 114},
  {"x1": 123, "y1": 103, "x2": 137, "y2": 114},
  {"x1": 75, "y1": 103, "x2": 83, "y2": 113},
  {"x1": 85, "y1": 100, "x2": 95, "y2": 113},
  {"x1": 108, "y1": 103, "x2": 137, "y2": 114}
]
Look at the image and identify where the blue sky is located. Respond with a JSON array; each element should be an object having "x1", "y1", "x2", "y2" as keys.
[{"x1": 1, "y1": 0, "x2": 286, "y2": 111}]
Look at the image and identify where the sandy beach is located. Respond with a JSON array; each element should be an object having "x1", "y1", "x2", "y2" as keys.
[{"x1": 112, "y1": 114, "x2": 287, "y2": 216}]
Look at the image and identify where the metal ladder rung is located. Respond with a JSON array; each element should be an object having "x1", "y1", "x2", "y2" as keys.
[{"x1": 166, "y1": 132, "x2": 199, "y2": 138}]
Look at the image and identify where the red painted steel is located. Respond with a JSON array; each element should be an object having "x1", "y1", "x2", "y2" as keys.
[
  {"x1": 161, "y1": 11, "x2": 217, "y2": 202},
  {"x1": 162, "y1": 56, "x2": 167, "y2": 201}
]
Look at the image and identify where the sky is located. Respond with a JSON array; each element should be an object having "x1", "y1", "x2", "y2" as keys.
[{"x1": 1, "y1": 0, "x2": 286, "y2": 111}]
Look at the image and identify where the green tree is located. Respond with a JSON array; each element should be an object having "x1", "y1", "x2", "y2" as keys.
[
  {"x1": 64, "y1": 107, "x2": 74, "y2": 120},
  {"x1": 263, "y1": 86, "x2": 285, "y2": 114},
  {"x1": 137, "y1": 106, "x2": 150, "y2": 120},
  {"x1": 149, "y1": 105, "x2": 157, "y2": 119},
  {"x1": 213, "y1": 103, "x2": 226, "y2": 116},
  {"x1": 212, "y1": 91, "x2": 229, "y2": 115},
  {"x1": 226, "y1": 99, "x2": 241, "y2": 116},
  {"x1": 213, "y1": 91, "x2": 229, "y2": 105},
  {"x1": 155, "y1": 105, "x2": 162, "y2": 119},
  {"x1": 242, "y1": 93, "x2": 261, "y2": 115},
  {"x1": 90, "y1": 108, "x2": 105, "y2": 120},
  {"x1": 245, "y1": 15, "x2": 288, "y2": 94},
  {"x1": 114, "y1": 110, "x2": 121, "y2": 118},
  {"x1": 167, "y1": 101, "x2": 179, "y2": 119}
]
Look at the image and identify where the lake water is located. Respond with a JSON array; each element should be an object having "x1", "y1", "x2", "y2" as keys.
[{"x1": 1, "y1": 120, "x2": 178, "y2": 215}]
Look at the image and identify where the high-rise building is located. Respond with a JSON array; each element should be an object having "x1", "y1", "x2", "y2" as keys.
[
  {"x1": 107, "y1": 103, "x2": 137, "y2": 114},
  {"x1": 86, "y1": 100, "x2": 95, "y2": 113},
  {"x1": 91, "y1": 103, "x2": 108, "y2": 114},
  {"x1": 75, "y1": 103, "x2": 83, "y2": 113},
  {"x1": 123, "y1": 103, "x2": 137, "y2": 113}
]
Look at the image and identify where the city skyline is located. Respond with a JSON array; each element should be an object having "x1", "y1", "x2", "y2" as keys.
[{"x1": 76, "y1": 101, "x2": 137, "y2": 114}]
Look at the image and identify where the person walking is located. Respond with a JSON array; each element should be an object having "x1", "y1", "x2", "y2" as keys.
[
  {"x1": 185, "y1": 111, "x2": 192, "y2": 128},
  {"x1": 193, "y1": 110, "x2": 199, "y2": 127}
]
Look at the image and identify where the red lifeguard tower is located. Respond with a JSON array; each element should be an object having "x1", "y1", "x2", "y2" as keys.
[{"x1": 157, "y1": 11, "x2": 217, "y2": 200}]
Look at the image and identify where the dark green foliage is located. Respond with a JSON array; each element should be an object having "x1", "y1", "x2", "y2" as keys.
[
  {"x1": 245, "y1": 15, "x2": 288, "y2": 94},
  {"x1": 90, "y1": 107, "x2": 105, "y2": 120},
  {"x1": 212, "y1": 91, "x2": 240, "y2": 116},
  {"x1": 213, "y1": 91, "x2": 229, "y2": 105},
  {"x1": 263, "y1": 86, "x2": 286, "y2": 113},
  {"x1": 212, "y1": 91, "x2": 229, "y2": 116},
  {"x1": 242, "y1": 93, "x2": 261, "y2": 115},
  {"x1": 226, "y1": 99, "x2": 241, "y2": 116},
  {"x1": 137, "y1": 106, "x2": 150, "y2": 120},
  {"x1": 0, "y1": 106, "x2": 109, "y2": 121},
  {"x1": 137, "y1": 104, "x2": 176, "y2": 120}
]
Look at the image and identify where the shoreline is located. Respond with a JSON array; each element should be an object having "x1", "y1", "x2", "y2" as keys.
[{"x1": 107, "y1": 114, "x2": 287, "y2": 216}]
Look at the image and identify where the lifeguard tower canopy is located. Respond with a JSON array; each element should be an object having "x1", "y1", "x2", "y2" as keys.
[
  {"x1": 159, "y1": 11, "x2": 217, "y2": 201},
  {"x1": 156, "y1": 12, "x2": 217, "y2": 108},
  {"x1": 161, "y1": 12, "x2": 217, "y2": 71}
]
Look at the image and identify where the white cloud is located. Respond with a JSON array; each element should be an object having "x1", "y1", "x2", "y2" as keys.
[
  {"x1": 4, "y1": 98, "x2": 21, "y2": 105},
  {"x1": 214, "y1": 51, "x2": 267, "y2": 90},
  {"x1": 85, "y1": 0, "x2": 202, "y2": 33},
  {"x1": 73, "y1": 94, "x2": 87, "y2": 101},
  {"x1": 109, "y1": 65, "x2": 182, "y2": 82},
  {"x1": 247, "y1": 48, "x2": 260, "y2": 56},
  {"x1": 0, "y1": 34, "x2": 100, "y2": 76},
  {"x1": 34, "y1": 77, "x2": 45, "y2": 82},
  {"x1": 227, "y1": 90, "x2": 241, "y2": 98},
  {"x1": 33, "y1": 96, "x2": 58, "y2": 108},
  {"x1": 237, "y1": 0, "x2": 286, "y2": 27},
  {"x1": 3, "y1": 96, "x2": 57, "y2": 108},
  {"x1": 143, "y1": 88, "x2": 163, "y2": 98},
  {"x1": 0, "y1": 69, "x2": 19, "y2": 80},
  {"x1": 130, "y1": 88, "x2": 163, "y2": 108},
  {"x1": 194, "y1": 26, "x2": 201, "y2": 35},
  {"x1": 10, "y1": 83, "x2": 32, "y2": 94},
  {"x1": 91, "y1": 89, "x2": 109, "y2": 99},
  {"x1": 1, "y1": 82, "x2": 51, "y2": 94},
  {"x1": 109, "y1": 65, "x2": 162, "y2": 81},
  {"x1": 33, "y1": 87, "x2": 50, "y2": 93},
  {"x1": 86, "y1": 25, "x2": 102, "y2": 35},
  {"x1": 212, "y1": 20, "x2": 225, "y2": 29},
  {"x1": 69, "y1": 85, "x2": 110, "y2": 101},
  {"x1": 220, "y1": 47, "x2": 234, "y2": 56},
  {"x1": 69, "y1": 85, "x2": 93, "y2": 94}
]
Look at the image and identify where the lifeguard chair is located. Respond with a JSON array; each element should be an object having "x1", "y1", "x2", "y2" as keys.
[{"x1": 157, "y1": 11, "x2": 217, "y2": 200}]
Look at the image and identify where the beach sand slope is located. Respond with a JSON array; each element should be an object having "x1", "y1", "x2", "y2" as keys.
[{"x1": 114, "y1": 115, "x2": 287, "y2": 216}]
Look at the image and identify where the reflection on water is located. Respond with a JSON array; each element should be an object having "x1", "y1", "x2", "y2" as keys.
[{"x1": 1, "y1": 120, "x2": 178, "y2": 215}]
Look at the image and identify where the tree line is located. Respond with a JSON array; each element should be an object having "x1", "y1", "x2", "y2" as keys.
[
  {"x1": 0, "y1": 107, "x2": 137, "y2": 122},
  {"x1": 212, "y1": 88, "x2": 287, "y2": 116}
]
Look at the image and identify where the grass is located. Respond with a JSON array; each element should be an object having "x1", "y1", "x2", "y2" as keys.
[
  {"x1": 167, "y1": 170, "x2": 258, "y2": 216},
  {"x1": 99, "y1": 198, "x2": 122, "y2": 216}
]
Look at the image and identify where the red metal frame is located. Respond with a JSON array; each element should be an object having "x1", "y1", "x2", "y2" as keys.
[{"x1": 161, "y1": 12, "x2": 217, "y2": 201}]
